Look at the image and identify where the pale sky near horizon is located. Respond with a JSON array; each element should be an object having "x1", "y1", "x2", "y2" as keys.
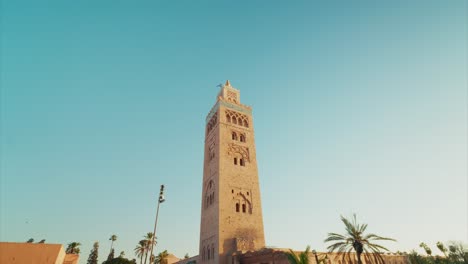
[{"x1": 1, "y1": 1, "x2": 467, "y2": 263}]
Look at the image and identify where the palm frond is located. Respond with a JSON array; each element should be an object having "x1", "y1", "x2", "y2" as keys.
[
  {"x1": 364, "y1": 233, "x2": 397, "y2": 242},
  {"x1": 285, "y1": 249, "x2": 301, "y2": 264}
]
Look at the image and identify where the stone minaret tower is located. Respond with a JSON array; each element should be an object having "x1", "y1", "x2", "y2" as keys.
[{"x1": 199, "y1": 81, "x2": 265, "y2": 264}]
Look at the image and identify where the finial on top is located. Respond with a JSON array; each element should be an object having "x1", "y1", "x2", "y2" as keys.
[{"x1": 225, "y1": 80, "x2": 231, "y2": 87}]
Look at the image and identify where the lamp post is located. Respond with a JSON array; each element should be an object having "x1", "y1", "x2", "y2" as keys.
[
  {"x1": 312, "y1": 250, "x2": 319, "y2": 264},
  {"x1": 148, "y1": 185, "x2": 165, "y2": 264}
]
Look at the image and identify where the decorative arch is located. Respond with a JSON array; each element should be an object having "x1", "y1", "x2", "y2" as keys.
[
  {"x1": 206, "y1": 112, "x2": 218, "y2": 135},
  {"x1": 205, "y1": 180, "x2": 215, "y2": 209},
  {"x1": 232, "y1": 188, "x2": 253, "y2": 214},
  {"x1": 227, "y1": 143, "x2": 250, "y2": 163},
  {"x1": 232, "y1": 131, "x2": 238, "y2": 141},
  {"x1": 225, "y1": 110, "x2": 249, "y2": 128},
  {"x1": 240, "y1": 134, "x2": 246, "y2": 142}
]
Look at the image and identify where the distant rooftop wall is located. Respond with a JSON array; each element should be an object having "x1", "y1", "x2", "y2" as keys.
[
  {"x1": 173, "y1": 255, "x2": 199, "y2": 264},
  {"x1": 0, "y1": 242, "x2": 79, "y2": 264}
]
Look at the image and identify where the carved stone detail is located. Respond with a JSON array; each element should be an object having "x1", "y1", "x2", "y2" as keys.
[
  {"x1": 235, "y1": 237, "x2": 255, "y2": 252},
  {"x1": 227, "y1": 143, "x2": 250, "y2": 162}
]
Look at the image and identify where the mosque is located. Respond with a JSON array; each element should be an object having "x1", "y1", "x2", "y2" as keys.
[{"x1": 174, "y1": 81, "x2": 407, "y2": 264}]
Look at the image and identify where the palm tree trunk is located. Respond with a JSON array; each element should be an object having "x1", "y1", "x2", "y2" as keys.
[
  {"x1": 144, "y1": 250, "x2": 148, "y2": 264},
  {"x1": 140, "y1": 254, "x2": 143, "y2": 264},
  {"x1": 357, "y1": 252, "x2": 362, "y2": 264}
]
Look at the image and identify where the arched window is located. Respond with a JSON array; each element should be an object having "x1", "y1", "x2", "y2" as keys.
[
  {"x1": 242, "y1": 204, "x2": 246, "y2": 213},
  {"x1": 234, "y1": 157, "x2": 237, "y2": 165},
  {"x1": 207, "y1": 248, "x2": 210, "y2": 260},
  {"x1": 226, "y1": 115, "x2": 231, "y2": 123},
  {"x1": 233, "y1": 117, "x2": 237, "y2": 125},
  {"x1": 240, "y1": 158, "x2": 245, "y2": 166},
  {"x1": 236, "y1": 203, "x2": 240, "y2": 212},
  {"x1": 232, "y1": 132, "x2": 238, "y2": 140},
  {"x1": 243, "y1": 120, "x2": 249, "y2": 127},
  {"x1": 211, "y1": 244, "x2": 215, "y2": 259},
  {"x1": 240, "y1": 134, "x2": 245, "y2": 142}
]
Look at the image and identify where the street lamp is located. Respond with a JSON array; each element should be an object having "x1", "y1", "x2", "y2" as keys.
[
  {"x1": 148, "y1": 184, "x2": 165, "y2": 264},
  {"x1": 312, "y1": 250, "x2": 319, "y2": 264}
]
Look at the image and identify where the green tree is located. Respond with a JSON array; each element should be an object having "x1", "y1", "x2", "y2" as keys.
[
  {"x1": 408, "y1": 250, "x2": 431, "y2": 264},
  {"x1": 66, "y1": 242, "x2": 82, "y2": 254},
  {"x1": 134, "y1": 240, "x2": 147, "y2": 264},
  {"x1": 420, "y1": 243, "x2": 432, "y2": 256},
  {"x1": 324, "y1": 214, "x2": 395, "y2": 264},
  {"x1": 447, "y1": 241, "x2": 468, "y2": 264},
  {"x1": 143, "y1": 233, "x2": 156, "y2": 264},
  {"x1": 119, "y1": 251, "x2": 125, "y2": 258},
  {"x1": 285, "y1": 245, "x2": 310, "y2": 264},
  {"x1": 436, "y1": 242, "x2": 447, "y2": 257},
  {"x1": 154, "y1": 250, "x2": 169, "y2": 264},
  {"x1": 102, "y1": 257, "x2": 136, "y2": 264},
  {"x1": 107, "y1": 248, "x2": 115, "y2": 262},
  {"x1": 87, "y1": 242, "x2": 99, "y2": 264}
]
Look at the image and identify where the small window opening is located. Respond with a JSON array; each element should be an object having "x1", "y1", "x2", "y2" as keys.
[
  {"x1": 207, "y1": 248, "x2": 210, "y2": 260},
  {"x1": 236, "y1": 203, "x2": 240, "y2": 212},
  {"x1": 232, "y1": 132, "x2": 237, "y2": 140},
  {"x1": 231, "y1": 189, "x2": 234, "y2": 193},
  {"x1": 226, "y1": 115, "x2": 231, "y2": 123},
  {"x1": 233, "y1": 117, "x2": 237, "y2": 125},
  {"x1": 211, "y1": 244, "x2": 215, "y2": 259},
  {"x1": 240, "y1": 134, "x2": 245, "y2": 142},
  {"x1": 244, "y1": 120, "x2": 249, "y2": 127},
  {"x1": 242, "y1": 204, "x2": 246, "y2": 213},
  {"x1": 234, "y1": 158, "x2": 237, "y2": 165},
  {"x1": 247, "y1": 192, "x2": 249, "y2": 196},
  {"x1": 240, "y1": 158, "x2": 245, "y2": 166}
]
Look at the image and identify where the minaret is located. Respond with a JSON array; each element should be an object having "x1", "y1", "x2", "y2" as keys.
[{"x1": 199, "y1": 81, "x2": 265, "y2": 264}]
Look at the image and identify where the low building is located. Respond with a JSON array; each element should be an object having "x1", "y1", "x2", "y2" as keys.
[
  {"x1": 174, "y1": 248, "x2": 409, "y2": 264},
  {"x1": 0, "y1": 242, "x2": 79, "y2": 264}
]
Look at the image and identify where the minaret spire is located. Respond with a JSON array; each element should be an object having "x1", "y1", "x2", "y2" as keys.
[{"x1": 225, "y1": 80, "x2": 231, "y2": 87}]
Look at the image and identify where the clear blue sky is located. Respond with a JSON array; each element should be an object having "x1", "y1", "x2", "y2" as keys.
[{"x1": 1, "y1": 0, "x2": 466, "y2": 263}]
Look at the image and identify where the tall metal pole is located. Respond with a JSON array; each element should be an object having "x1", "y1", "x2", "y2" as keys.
[
  {"x1": 312, "y1": 250, "x2": 319, "y2": 264},
  {"x1": 148, "y1": 185, "x2": 165, "y2": 264}
]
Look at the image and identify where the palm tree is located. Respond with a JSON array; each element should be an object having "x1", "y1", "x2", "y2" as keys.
[
  {"x1": 419, "y1": 242, "x2": 432, "y2": 256},
  {"x1": 324, "y1": 214, "x2": 395, "y2": 264},
  {"x1": 143, "y1": 232, "x2": 156, "y2": 264},
  {"x1": 134, "y1": 240, "x2": 146, "y2": 264},
  {"x1": 154, "y1": 250, "x2": 169, "y2": 264},
  {"x1": 285, "y1": 245, "x2": 310, "y2": 264},
  {"x1": 66, "y1": 242, "x2": 82, "y2": 254},
  {"x1": 109, "y1": 235, "x2": 118, "y2": 252}
]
